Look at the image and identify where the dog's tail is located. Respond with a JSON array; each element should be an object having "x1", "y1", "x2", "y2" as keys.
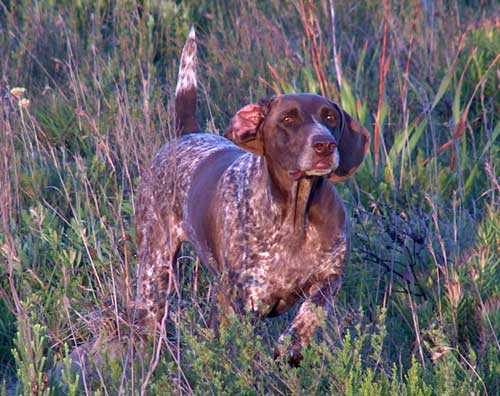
[{"x1": 175, "y1": 26, "x2": 199, "y2": 134}]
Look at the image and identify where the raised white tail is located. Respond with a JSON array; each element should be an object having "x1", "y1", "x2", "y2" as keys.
[{"x1": 175, "y1": 26, "x2": 198, "y2": 134}]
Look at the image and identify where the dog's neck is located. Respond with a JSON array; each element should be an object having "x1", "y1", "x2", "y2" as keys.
[{"x1": 260, "y1": 157, "x2": 318, "y2": 239}]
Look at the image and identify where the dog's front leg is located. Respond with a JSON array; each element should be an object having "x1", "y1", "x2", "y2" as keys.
[{"x1": 276, "y1": 276, "x2": 341, "y2": 366}]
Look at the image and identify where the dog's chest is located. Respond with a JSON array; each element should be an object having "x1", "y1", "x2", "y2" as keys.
[
  {"x1": 216, "y1": 158, "x2": 347, "y2": 315},
  {"x1": 235, "y1": 226, "x2": 347, "y2": 315}
]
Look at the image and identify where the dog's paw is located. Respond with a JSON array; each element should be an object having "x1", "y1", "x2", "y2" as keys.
[{"x1": 273, "y1": 343, "x2": 303, "y2": 367}]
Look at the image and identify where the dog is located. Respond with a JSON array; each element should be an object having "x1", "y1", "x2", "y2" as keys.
[{"x1": 135, "y1": 28, "x2": 370, "y2": 364}]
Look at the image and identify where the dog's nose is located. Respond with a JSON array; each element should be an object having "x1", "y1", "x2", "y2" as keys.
[{"x1": 312, "y1": 135, "x2": 337, "y2": 156}]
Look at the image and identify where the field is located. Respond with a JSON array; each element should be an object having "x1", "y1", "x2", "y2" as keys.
[{"x1": 0, "y1": 0, "x2": 498, "y2": 394}]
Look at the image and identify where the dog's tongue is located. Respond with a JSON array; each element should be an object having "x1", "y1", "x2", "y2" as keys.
[{"x1": 289, "y1": 170, "x2": 304, "y2": 180}]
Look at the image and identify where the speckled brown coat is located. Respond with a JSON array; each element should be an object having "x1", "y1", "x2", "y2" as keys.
[{"x1": 135, "y1": 29, "x2": 370, "y2": 364}]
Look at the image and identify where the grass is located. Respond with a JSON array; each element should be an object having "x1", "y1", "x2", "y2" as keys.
[{"x1": 0, "y1": 0, "x2": 498, "y2": 394}]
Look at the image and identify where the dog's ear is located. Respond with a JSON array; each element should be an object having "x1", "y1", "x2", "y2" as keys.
[
  {"x1": 224, "y1": 103, "x2": 266, "y2": 155},
  {"x1": 329, "y1": 109, "x2": 370, "y2": 183}
]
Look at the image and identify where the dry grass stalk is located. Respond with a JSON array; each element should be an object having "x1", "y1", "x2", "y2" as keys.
[
  {"x1": 373, "y1": 0, "x2": 391, "y2": 169},
  {"x1": 296, "y1": 0, "x2": 331, "y2": 98}
]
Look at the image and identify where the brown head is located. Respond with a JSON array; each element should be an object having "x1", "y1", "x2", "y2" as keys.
[{"x1": 224, "y1": 94, "x2": 370, "y2": 185}]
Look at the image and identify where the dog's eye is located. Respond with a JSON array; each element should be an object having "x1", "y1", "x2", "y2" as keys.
[
  {"x1": 281, "y1": 114, "x2": 296, "y2": 125},
  {"x1": 324, "y1": 113, "x2": 336, "y2": 124}
]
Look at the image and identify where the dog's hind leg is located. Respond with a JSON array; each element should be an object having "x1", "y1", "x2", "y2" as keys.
[{"x1": 134, "y1": 205, "x2": 184, "y2": 334}]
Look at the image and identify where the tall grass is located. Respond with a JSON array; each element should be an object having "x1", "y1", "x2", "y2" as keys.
[{"x1": 0, "y1": 0, "x2": 498, "y2": 394}]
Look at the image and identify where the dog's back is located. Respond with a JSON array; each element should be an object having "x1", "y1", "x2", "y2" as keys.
[{"x1": 136, "y1": 133, "x2": 243, "y2": 253}]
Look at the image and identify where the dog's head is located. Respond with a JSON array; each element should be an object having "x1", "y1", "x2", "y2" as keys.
[{"x1": 224, "y1": 94, "x2": 370, "y2": 182}]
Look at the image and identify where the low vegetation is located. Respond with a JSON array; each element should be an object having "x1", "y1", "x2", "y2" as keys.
[{"x1": 0, "y1": 0, "x2": 498, "y2": 394}]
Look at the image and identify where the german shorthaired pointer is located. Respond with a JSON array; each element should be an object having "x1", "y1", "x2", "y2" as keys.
[{"x1": 135, "y1": 28, "x2": 370, "y2": 364}]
